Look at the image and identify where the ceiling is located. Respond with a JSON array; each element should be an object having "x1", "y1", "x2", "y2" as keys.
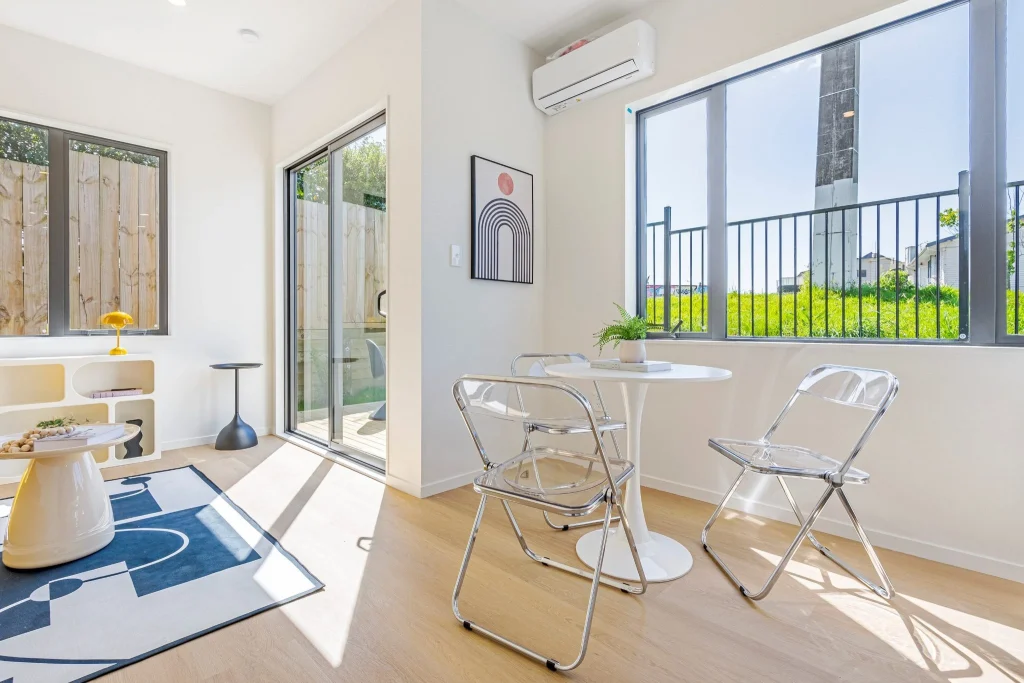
[{"x1": 0, "y1": 0, "x2": 653, "y2": 105}]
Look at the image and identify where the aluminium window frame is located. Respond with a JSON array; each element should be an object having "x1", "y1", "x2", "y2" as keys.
[
  {"x1": 283, "y1": 111, "x2": 387, "y2": 473},
  {"x1": 635, "y1": 0, "x2": 1015, "y2": 345},
  {"x1": 0, "y1": 114, "x2": 169, "y2": 337}
]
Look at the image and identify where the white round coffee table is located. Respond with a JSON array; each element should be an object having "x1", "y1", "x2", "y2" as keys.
[
  {"x1": 1, "y1": 423, "x2": 140, "y2": 569},
  {"x1": 544, "y1": 362, "x2": 731, "y2": 582}
]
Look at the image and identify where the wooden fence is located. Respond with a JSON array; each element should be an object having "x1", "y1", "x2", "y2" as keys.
[
  {"x1": 0, "y1": 160, "x2": 48, "y2": 335},
  {"x1": 69, "y1": 151, "x2": 159, "y2": 331},
  {"x1": 0, "y1": 153, "x2": 159, "y2": 335},
  {"x1": 295, "y1": 200, "x2": 386, "y2": 332}
]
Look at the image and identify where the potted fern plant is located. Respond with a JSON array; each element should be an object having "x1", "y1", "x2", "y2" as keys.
[{"x1": 594, "y1": 304, "x2": 649, "y2": 363}]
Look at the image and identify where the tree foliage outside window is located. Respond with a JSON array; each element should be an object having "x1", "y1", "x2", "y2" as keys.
[
  {"x1": 939, "y1": 204, "x2": 1020, "y2": 276},
  {"x1": 69, "y1": 140, "x2": 158, "y2": 167},
  {"x1": 0, "y1": 121, "x2": 160, "y2": 168},
  {"x1": 294, "y1": 136, "x2": 386, "y2": 211},
  {"x1": 0, "y1": 119, "x2": 48, "y2": 165}
]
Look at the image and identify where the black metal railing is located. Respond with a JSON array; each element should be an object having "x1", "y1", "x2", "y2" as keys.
[
  {"x1": 645, "y1": 207, "x2": 708, "y2": 333},
  {"x1": 643, "y1": 173, "x2": 982, "y2": 341}
]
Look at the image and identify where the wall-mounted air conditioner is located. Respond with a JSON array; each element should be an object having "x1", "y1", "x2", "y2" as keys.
[{"x1": 532, "y1": 20, "x2": 656, "y2": 116}]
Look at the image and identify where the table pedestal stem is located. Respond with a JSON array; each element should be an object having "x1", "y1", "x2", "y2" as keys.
[
  {"x1": 575, "y1": 380, "x2": 695, "y2": 582},
  {"x1": 620, "y1": 382, "x2": 651, "y2": 545}
]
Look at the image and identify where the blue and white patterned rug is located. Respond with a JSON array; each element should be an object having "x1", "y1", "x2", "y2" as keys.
[{"x1": 0, "y1": 465, "x2": 323, "y2": 683}]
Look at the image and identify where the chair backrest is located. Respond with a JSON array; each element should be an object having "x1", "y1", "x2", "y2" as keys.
[
  {"x1": 366, "y1": 339, "x2": 386, "y2": 378},
  {"x1": 510, "y1": 353, "x2": 611, "y2": 418},
  {"x1": 764, "y1": 364, "x2": 898, "y2": 478},
  {"x1": 452, "y1": 374, "x2": 618, "y2": 490}
]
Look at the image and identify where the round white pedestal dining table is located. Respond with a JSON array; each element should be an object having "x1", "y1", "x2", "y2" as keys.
[{"x1": 543, "y1": 362, "x2": 731, "y2": 582}]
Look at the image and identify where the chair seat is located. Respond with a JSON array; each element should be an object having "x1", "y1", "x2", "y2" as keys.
[
  {"x1": 708, "y1": 438, "x2": 870, "y2": 483},
  {"x1": 474, "y1": 446, "x2": 633, "y2": 516},
  {"x1": 525, "y1": 416, "x2": 625, "y2": 435}
]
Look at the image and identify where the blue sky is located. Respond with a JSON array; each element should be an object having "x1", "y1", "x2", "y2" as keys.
[{"x1": 644, "y1": 2, "x2": 1022, "y2": 294}]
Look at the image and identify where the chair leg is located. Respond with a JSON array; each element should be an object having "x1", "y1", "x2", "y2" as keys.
[
  {"x1": 541, "y1": 431, "x2": 621, "y2": 532},
  {"x1": 702, "y1": 471, "x2": 835, "y2": 600},
  {"x1": 503, "y1": 499, "x2": 644, "y2": 594},
  {"x1": 776, "y1": 478, "x2": 894, "y2": 599},
  {"x1": 453, "y1": 495, "x2": 622, "y2": 672},
  {"x1": 452, "y1": 495, "x2": 488, "y2": 625}
]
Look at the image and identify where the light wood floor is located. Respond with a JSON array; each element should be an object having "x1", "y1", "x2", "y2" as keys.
[{"x1": 4, "y1": 438, "x2": 1021, "y2": 683}]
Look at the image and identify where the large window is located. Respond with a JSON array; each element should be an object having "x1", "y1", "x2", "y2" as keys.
[
  {"x1": 637, "y1": 0, "x2": 1014, "y2": 344},
  {"x1": 0, "y1": 116, "x2": 167, "y2": 336},
  {"x1": 640, "y1": 95, "x2": 708, "y2": 332}
]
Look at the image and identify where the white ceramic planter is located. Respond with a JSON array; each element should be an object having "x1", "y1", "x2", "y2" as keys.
[{"x1": 618, "y1": 340, "x2": 647, "y2": 363}]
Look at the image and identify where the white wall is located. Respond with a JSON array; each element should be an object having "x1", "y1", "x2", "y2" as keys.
[
  {"x1": 544, "y1": 0, "x2": 1024, "y2": 581},
  {"x1": 271, "y1": 0, "x2": 545, "y2": 495},
  {"x1": 419, "y1": 0, "x2": 547, "y2": 492},
  {"x1": 271, "y1": 0, "x2": 424, "y2": 493},
  {"x1": 0, "y1": 25, "x2": 273, "y2": 451}
]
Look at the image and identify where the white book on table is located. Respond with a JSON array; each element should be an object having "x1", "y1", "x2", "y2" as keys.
[
  {"x1": 590, "y1": 359, "x2": 672, "y2": 372},
  {"x1": 34, "y1": 424, "x2": 125, "y2": 452}
]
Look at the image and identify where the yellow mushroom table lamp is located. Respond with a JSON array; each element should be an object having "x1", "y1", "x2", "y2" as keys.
[{"x1": 100, "y1": 311, "x2": 133, "y2": 355}]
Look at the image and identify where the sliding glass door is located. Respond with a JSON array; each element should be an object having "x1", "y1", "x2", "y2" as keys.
[{"x1": 288, "y1": 114, "x2": 387, "y2": 469}]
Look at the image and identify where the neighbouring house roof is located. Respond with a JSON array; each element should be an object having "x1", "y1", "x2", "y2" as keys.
[{"x1": 907, "y1": 234, "x2": 958, "y2": 263}]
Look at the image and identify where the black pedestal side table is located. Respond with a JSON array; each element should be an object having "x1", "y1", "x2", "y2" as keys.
[{"x1": 211, "y1": 363, "x2": 263, "y2": 450}]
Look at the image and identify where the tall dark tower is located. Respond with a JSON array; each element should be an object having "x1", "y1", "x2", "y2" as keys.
[{"x1": 812, "y1": 43, "x2": 860, "y2": 287}]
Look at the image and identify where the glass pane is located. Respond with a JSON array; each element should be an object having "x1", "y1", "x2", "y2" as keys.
[
  {"x1": 68, "y1": 139, "x2": 161, "y2": 330},
  {"x1": 0, "y1": 119, "x2": 48, "y2": 336},
  {"x1": 726, "y1": 5, "x2": 968, "y2": 340},
  {"x1": 1007, "y1": 0, "x2": 1023, "y2": 334},
  {"x1": 293, "y1": 155, "x2": 330, "y2": 442},
  {"x1": 330, "y1": 123, "x2": 387, "y2": 465},
  {"x1": 641, "y1": 97, "x2": 708, "y2": 332}
]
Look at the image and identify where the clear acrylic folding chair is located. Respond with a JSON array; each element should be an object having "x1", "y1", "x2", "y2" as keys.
[
  {"x1": 510, "y1": 353, "x2": 624, "y2": 532},
  {"x1": 702, "y1": 364, "x2": 898, "y2": 601},
  {"x1": 452, "y1": 375, "x2": 647, "y2": 672}
]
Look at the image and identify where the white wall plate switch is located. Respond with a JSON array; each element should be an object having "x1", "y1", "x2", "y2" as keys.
[{"x1": 450, "y1": 244, "x2": 462, "y2": 267}]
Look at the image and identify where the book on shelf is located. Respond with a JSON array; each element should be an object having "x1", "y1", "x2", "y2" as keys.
[
  {"x1": 89, "y1": 388, "x2": 144, "y2": 399},
  {"x1": 590, "y1": 359, "x2": 672, "y2": 372},
  {"x1": 34, "y1": 424, "x2": 126, "y2": 452}
]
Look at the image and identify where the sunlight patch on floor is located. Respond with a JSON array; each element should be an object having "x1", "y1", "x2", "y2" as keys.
[
  {"x1": 221, "y1": 445, "x2": 328, "y2": 525},
  {"x1": 903, "y1": 595, "x2": 1024, "y2": 681},
  {"x1": 752, "y1": 548, "x2": 1024, "y2": 681},
  {"x1": 818, "y1": 590, "x2": 932, "y2": 669},
  {"x1": 722, "y1": 510, "x2": 767, "y2": 526},
  {"x1": 225, "y1": 444, "x2": 386, "y2": 667}
]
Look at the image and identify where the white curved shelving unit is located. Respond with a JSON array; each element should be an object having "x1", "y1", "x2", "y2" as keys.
[{"x1": 0, "y1": 354, "x2": 160, "y2": 485}]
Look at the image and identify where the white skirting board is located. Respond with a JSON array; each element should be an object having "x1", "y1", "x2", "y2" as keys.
[
  {"x1": 640, "y1": 474, "x2": 1024, "y2": 584},
  {"x1": 0, "y1": 354, "x2": 160, "y2": 485}
]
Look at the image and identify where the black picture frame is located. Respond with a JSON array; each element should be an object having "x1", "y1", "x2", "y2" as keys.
[{"x1": 470, "y1": 155, "x2": 534, "y2": 284}]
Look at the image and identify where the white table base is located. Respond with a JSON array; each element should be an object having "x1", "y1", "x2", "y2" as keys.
[
  {"x1": 3, "y1": 451, "x2": 115, "y2": 569},
  {"x1": 574, "y1": 382, "x2": 695, "y2": 582},
  {"x1": 576, "y1": 528, "x2": 694, "y2": 582}
]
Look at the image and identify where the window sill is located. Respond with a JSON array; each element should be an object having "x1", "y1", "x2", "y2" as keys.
[{"x1": 643, "y1": 335, "x2": 1024, "y2": 350}]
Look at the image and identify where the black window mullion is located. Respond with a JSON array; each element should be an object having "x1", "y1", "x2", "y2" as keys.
[
  {"x1": 707, "y1": 85, "x2": 728, "y2": 340},
  {"x1": 971, "y1": 0, "x2": 1005, "y2": 344},
  {"x1": 47, "y1": 129, "x2": 69, "y2": 337}
]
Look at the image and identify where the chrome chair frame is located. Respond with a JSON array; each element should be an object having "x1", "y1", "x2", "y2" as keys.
[
  {"x1": 452, "y1": 374, "x2": 648, "y2": 672},
  {"x1": 701, "y1": 364, "x2": 898, "y2": 601},
  {"x1": 511, "y1": 353, "x2": 624, "y2": 532}
]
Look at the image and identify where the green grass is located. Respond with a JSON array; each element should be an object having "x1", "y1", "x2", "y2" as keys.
[{"x1": 646, "y1": 286, "x2": 1024, "y2": 339}]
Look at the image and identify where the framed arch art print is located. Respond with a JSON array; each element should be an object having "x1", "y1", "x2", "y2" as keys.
[{"x1": 471, "y1": 155, "x2": 534, "y2": 284}]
